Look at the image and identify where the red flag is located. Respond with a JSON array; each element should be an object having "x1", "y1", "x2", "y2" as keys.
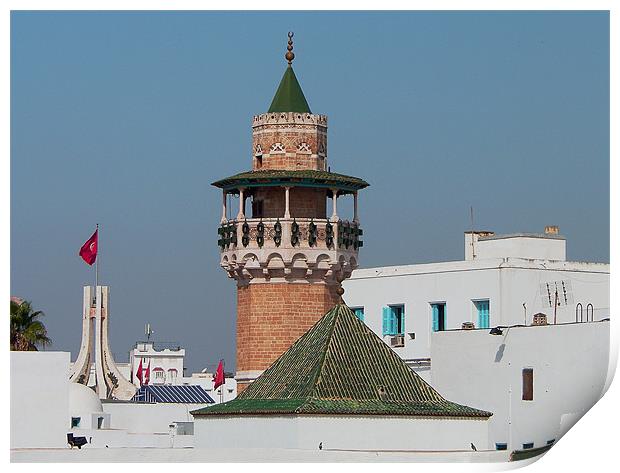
[
  {"x1": 79, "y1": 229, "x2": 98, "y2": 265},
  {"x1": 214, "y1": 359, "x2": 225, "y2": 389},
  {"x1": 136, "y1": 358, "x2": 144, "y2": 386},
  {"x1": 144, "y1": 360, "x2": 151, "y2": 385}
]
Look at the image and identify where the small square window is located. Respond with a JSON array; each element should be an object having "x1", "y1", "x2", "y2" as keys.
[
  {"x1": 495, "y1": 443, "x2": 507, "y2": 451},
  {"x1": 71, "y1": 417, "x2": 81, "y2": 428},
  {"x1": 523, "y1": 442, "x2": 534, "y2": 449},
  {"x1": 351, "y1": 307, "x2": 364, "y2": 322},
  {"x1": 547, "y1": 439, "x2": 555, "y2": 445}
]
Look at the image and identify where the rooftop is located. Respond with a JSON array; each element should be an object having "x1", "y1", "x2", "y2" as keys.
[
  {"x1": 211, "y1": 169, "x2": 369, "y2": 193},
  {"x1": 192, "y1": 304, "x2": 491, "y2": 418},
  {"x1": 349, "y1": 257, "x2": 609, "y2": 280},
  {"x1": 132, "y1": 385, "x2": 214, "y2": 404},
  {"x1": 268, "y1": 65, "x2": 311, "y2": 113},
  {"x1": 479, "y1": 232, "x2": 565, "y2": 241}
]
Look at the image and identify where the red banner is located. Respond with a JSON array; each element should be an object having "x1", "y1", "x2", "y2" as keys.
[{"x1": 79, "y1": 229, "x2": 98, "y2": 265}]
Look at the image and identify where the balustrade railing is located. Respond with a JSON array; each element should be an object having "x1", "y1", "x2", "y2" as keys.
[{"x1": 217, "y1": 218, "x2": 362, "y2": 251}]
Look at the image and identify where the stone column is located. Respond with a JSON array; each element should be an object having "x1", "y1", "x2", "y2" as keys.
[
  {"x1": 237, "y1": 188, "x2": 245, "y2": 220},
  {"x1": 353, "y1": 191, "x2": 359, "y2": 223},
  {"x1": 221, "y1": 191, "x2": 227, "y2": 223},
  {"x1": 284, "y1": 186, "x2": 291, "y2": 219},
  {"x1": 331, "y1": 188, "x2": 338, "y2": 221}
]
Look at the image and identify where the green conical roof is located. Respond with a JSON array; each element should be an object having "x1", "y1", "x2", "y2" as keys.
[
  {"x1": 192, "y1": 304, "x2": 492, "y2": 418},
  {"x1": 268, "y1": 65, "x2": 311, "y2": 113}
]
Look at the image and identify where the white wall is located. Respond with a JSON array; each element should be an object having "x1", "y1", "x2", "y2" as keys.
[
  {"x1": 431, "y1": 320, "x2": 610, "y2": 451},
  {"x1": 11, "y1": 351, "x2": 71, "y2": 449},
  {"x1": 102, "y1": 401, "x2": 205, "y2": 434},
  {"x1": 476, "y1": 235, "x2": 566, "y2": 261},
  {"x1": 343, "y1": 258, "x2": 609, "y2": 373},
  {"x1": 195, "y1": 415, "x2": 488, "y2": 451}
]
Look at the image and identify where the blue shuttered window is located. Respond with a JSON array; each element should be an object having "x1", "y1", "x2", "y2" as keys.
[
  {"x1": 352, "y1": 307, "x2": 364, "y2": 322},
  {"x1": 382, "y1": 307, "x2": 391, "y2": 336},
  {"x1": 431, "y1": 303, "x2": 446, "y2": 331},
  {"x1": 475, "y1": 300, "x2": 490, "y2": 329},
  {"x1": 431, "y1": 304, "x2": 439, "y2": 332},
  {"x1": 382, "y1": 305, "x2": 405, "y2": 336}
]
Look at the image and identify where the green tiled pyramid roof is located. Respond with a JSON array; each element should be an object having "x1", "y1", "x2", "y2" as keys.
[
  {"x1": 268, "y1": 65, "x2": 311, "y2": 113},
  {"x1": 192, "y1": 304, "x2": 492, "y2": 418},
  {"x1": 211, "y1": 169, "x2": 369, "y2": 193}
]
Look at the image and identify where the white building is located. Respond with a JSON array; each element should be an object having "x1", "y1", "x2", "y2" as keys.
[
  {"x1": 12, "y1": 351, "x2": 205, "y2": 449},
  {"x1": 343, "y1": 228, "x2": 609, "y2": 381},
  {"x1": 11, "y1": 352, "x2": 70, "y2": 449},
  {"x1": 431, "y1": 319, "x2": 610, "y2": 452},
  {"x1": 129, "y1": 341, "x2": 185, "y2": 386},
  {"x1": 128, "y1": 340, "x2": 237, "y2": 402}
]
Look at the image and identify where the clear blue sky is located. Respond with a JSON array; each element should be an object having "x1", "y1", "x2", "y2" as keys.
[{"x1": 11, "y1": 11, "x2": 609, "y2": 373}]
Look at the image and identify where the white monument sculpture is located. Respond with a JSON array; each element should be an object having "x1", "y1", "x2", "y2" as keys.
[{"x1": 69, "y1": 286, "x2": 136, "y2": 400}]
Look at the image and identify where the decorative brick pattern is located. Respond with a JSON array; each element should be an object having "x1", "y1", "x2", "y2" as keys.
[
  {"x1": 252, "y1": 113, "x2": 327, "y2": 172},
  {"x1": 236, "y1": 282, "x2": 341, "y2": 392}
]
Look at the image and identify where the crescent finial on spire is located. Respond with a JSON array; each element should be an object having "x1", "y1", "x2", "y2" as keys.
[{"x1": 285, "y1": 31, "x2": 295, "y2": 65}]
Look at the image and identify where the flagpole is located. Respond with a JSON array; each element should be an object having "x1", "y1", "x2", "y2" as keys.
[{"x1": 95, "y1": 223, "x2": 99, "y2": 290}]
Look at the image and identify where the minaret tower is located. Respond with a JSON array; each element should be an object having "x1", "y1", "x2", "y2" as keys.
[{"x1": 212, "y1": 33, "x2": 369, "y2": 392}]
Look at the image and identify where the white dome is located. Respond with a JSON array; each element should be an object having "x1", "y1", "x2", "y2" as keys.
[{"x1": 69, "y1": 382, "x2": 103, "y2": 416}]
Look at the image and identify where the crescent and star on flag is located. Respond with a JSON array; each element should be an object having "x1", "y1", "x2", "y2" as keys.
[{"x1": 79, "y1": 225, "x2": 99, "y2": 266}]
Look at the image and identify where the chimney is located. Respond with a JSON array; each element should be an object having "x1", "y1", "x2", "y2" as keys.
[
  {"x1": 544, "y1": 225, "x2": 559, "y2": 235},
  {"x1": 464, "y1": 231, "x2": 495, "y2": 261}
]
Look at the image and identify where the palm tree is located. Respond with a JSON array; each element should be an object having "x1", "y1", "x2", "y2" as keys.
[{"x1": 10, "y1": 299, "x2": 51, "y2": 351}]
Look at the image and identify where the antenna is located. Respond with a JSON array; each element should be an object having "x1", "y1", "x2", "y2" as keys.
[
  {"x1": 470, "y1": 206, "x2": 476, "y2": 259},
  {"x1": 145, "y1": 323, "x2": 154, "y2": 341}
]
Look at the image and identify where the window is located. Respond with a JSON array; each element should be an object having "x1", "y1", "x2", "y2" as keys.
[
  {"x1": 546, "y1": 439, "x2": 555, "y2": 445},
  {"x1": 351, "y1": 307, "x2": 364, "y2": 322},
  {"x1": 474, "y1": 300, "x2": 490, "y2": 329},
  {"x1": 153, "y1": 368, "x2": 165, "y2": 384},
  {"x1": 495, "y1": 443, "x2": 507, "y2": 451},
  {"x1": 382, "y1": 305, "x2": 405, "y2": 336},
  {"x1": 71, "y1": 417, "x2": 81, "y2": 428},
  {"x1": 255, "y1": 155, "x2": 263, "y2": 168},
  {"x1": 431, "y1": 303, "x2": 446, "y2": 332},
  {"x1": 168, "y1": 369, "x2": 178, "y2": 383},
  {"x1": 522, "y1": 368, "x2": 533, "y2": 401},
  {"x1": 97, "y1": 417, "x2": 104, "y2": 429},
  {"x1": 522, "y1": 443, "x2": 534, "y2": 450}
]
